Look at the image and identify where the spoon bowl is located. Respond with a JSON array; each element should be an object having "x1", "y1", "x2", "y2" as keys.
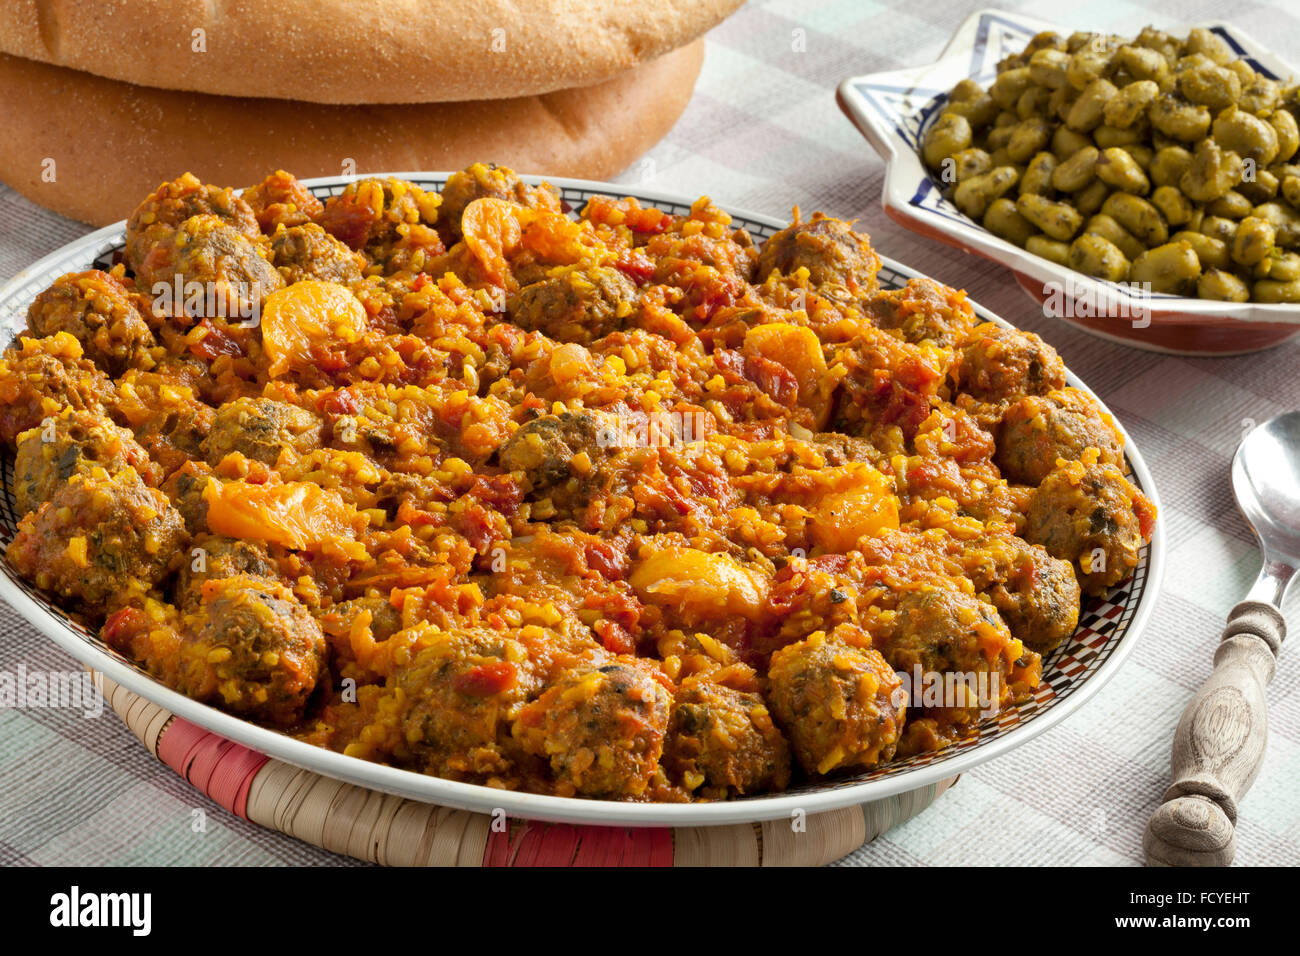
[{"x1": 1234, "y1": 410, "x2": 1300, "y2": 568}]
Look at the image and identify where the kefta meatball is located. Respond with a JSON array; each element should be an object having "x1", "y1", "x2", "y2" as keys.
[
  {"x1": 497, "y1": 411, "x2": 607, "y2": 496},
  {"x1": 956, "y1": 323, "x2": 1066, "y2": 404},
  {"x1": 767, "y1": 625, "x2": 905, "y2": 775},
  {"x1": 201, "y1": 396, "x2": 322, "y2": 465},
  {"x1": 996, "y1": 388, "x2": 1125, "y2": 485},
  {"x1": 508, "y1": 266, "x2": 638, "y2": 344},
  {"x1": 966, "y1": 535, "x2": 1081, "y2": 653},
  {"x1": 270, "y1": 223, "x2": 365, "y2": 285},
  {"x1": 26, "y1": 270, "x2": 156, "y2": 374},
  {"x1": 395, "y1": 626, "x2": 538, "y2": 781},
  {"x1": 862, "y1": 277, "x2": 978, "y2": 349},
  {"x1": 5, "y1": 468, "x2": 188, "y2": 617},
  {"x1": 756, "y1": 212, "x2": 881, "y2": 297},
  {"x1": 160, "y1": 461, "x2": 214, "y2": 533},
  {"x1": 242, "y1": 170, "x2": 325, "y2": 232},
  {"x1": 319, "y1": 177, "x2": 441, "y2": 251},
  {"x1": 0, "y1": 336, "x2": 116, "y2": 445},
  {"x1": 12, "y1": 408, "x2": 160, "y2": 517},
  {"x1": 180, "y1": 574, "x2": 325, "y2": 725},
  {"x1": 1023, "y1": 457, "x2": 1157, "y2": 595},
  {"x1": 437, "y1": 163, "x2": 557, "y2": 244},
  {"x1": 125, "y1": 173, "x2": 261, "y2": 283},
  {"x1": 136, "y1": 214, "x2": 285, "y2": 323},
  {"x1": 173, "y1": 534, "x2": 279, "y2": 608},
  {"x1": 663, "y1": 677, "x2": 791, "y2": 797},
  {"x1": 512, "y1": 660, "x2": 672, "y2": 798}
]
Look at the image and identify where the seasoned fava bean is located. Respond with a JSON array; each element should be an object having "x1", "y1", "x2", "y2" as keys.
[
  {"x1": 1065, "y1": 78, "x2": 1117, "y2": 131},
  {"x1": 983, "y1": 198, "x2": 1036, "y2": 245},
  {"x1": 1025, "y1": 234, "x2": 1070, "y2": 265},
  {"x1": 1207, "y1": 190, "x2": 1253, "y2": 220},
  {"x1": 1213, "y1": 107, "x2": 1279, "y2": 166},
  {"x1": 1185, "y1": 27, "x2": 1235, "y2": 66},
  {"x1": 1129, "y1": 241, "x2": 1201, "y2": 294},
  {"x1": 1251, "y1": 256, "x2": 1274, "y2": 280},
  {"x1": 1047, "y1": 85, "x2": 1079, "y2": 123},
  {"x1": 1085, "y1": 213, "x2": 1145, "y2": 260},
  {"x1": 1134, "y1": 27, "x2": 1180, "y2": 62},
  {"x1": 1029, "y1": 48, "x2": 1071, "y2": 89},
  {"x1": 994, "y1": 110, "x2": 1018, "y2": 128},
  {"x1": 1198, "y1": 268, "x2": 1250, "y2": 301},
  {"x1": 1238, "y1": 169, "x2": 1279, "y2": 205},
  {"x1": 1199, "y1": 215, "x2": 1239, "y2": 246},
  {"x1": 1150, "y1": 94, "x2": 1211, "y2": 141},
  {"x1": 953, "y1": 166, "x2": 1020, "y2": 218},
  {"x1": 1017, "y1": 194, "x2": 1083, "y2": 240},
  {"x1": 1103, "y1": 80, "x2": 1159, "y2": 128},
  {"x1": 1251, "y1": 202, "x2": 1300, "y2": 246},
  {"x1": 923, "y1": 112, "x2": 973, "y2": 168},
  {"x1": 1177, "y1": 63, "x2": 1241, "y2": 111},
  {"x1": 1180, "y1": 139, "x2": 1243, "y2": 202},
  {"x1": 1239, "y1": 76, "x2": 1281, "y2": 114},
  {"x1": 1117, "y1": 144, "x2": 1154, "y2": 168},
  {"x1": 1253, "y1": 278, "x2": 1300, "y2": 302},
  {"x1": 948, "y1": 148, "x2": 993, "y2": 182},
  {"x1": 992, "y1": 67, "x2": 1034, "y2": 109},
  {"x1": 1269, "y1": 110, "x2": 1300, "y2": 164},
  {"x1": 1051, "y1": 145, "x2": 1099, "y2": 191},
  {"x1": 1017, "y1": 85, "x2": 1053, "y2": 121},
  {"x1": 1006, "y1": 118, "x2": 1054, "y2": 163},
  {"x1": 944, "y1": 93, "x2": 999, "y2": 130},
  {"x1": 1020, "y1": 152, "x2": 1059, "y2": 196},
  {"x1": 1101, "y1": 192, "x2": 1168, "y2": 245},
  {"x1": 1093, "y1": 124, "x2": 1144, "y2": 149},
  {"x1": 1172, "y1": 230, "x2": 1230, "y2": 269},
  {"x1": 1096, "y1": 147, "x2": 1150, "y2": 194},
  {"x1": 1151, "y1": 185, "x2": 1193, "y2": 226},
  {"x1": 1052, "y1": 126, "x2": 1094, "y2": 161},
  {"x1": 1282, "y1": 175, "x2": 1300, "y2": 208},
  {"x1": 1067, "y1": 44, "x2": 1114, "y2": 91},
  {"x1": 1074, "y1": 180, "x2": 1111, "y2": 218},
  {"x1": 1232, "y1": 216, "x2": 1277, "y2": 266},
  {"x1": 1149, "y1": 146, "x2": 1193, "y2": 188},
  {"x1": 985, "y1": 126, "x2": 1014, "y2": 152},
  {"x1": 1068, "y1": 234, "x2": 1130, "y2": 281},
  {"x1": 1269, "y1": 250, "x2": 1300, "y2": 281},
  {"x1": 948, "y1": 78, "x2": 985, "y2": 102},
  {"x1": 1116, "y1": 44, "x2": 1169, "y2": 83}
]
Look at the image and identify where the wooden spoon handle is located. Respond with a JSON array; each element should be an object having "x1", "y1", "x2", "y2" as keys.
[{"x1": 1144, "y1": 601, "x2": 1286, "y2": 866}]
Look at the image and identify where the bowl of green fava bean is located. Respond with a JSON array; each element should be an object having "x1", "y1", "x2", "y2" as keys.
[{"x1": 837, "y1": 8, "x2": 1300, "y2": 355}]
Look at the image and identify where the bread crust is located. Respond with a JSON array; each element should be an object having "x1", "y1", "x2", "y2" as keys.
[
  {"x1": 0, "y1": 0, "x2": 738, "y2": 103},
  {"x1": 0, "y1": 40, "x2": 704, "y2": 226}
]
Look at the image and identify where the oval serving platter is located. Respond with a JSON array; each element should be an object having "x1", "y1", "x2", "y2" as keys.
[{"x1": 0, "y1": 173, "x2": 1165, "y2": 827}]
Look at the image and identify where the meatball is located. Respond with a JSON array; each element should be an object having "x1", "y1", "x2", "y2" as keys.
[
  {"x1": 180, "y1": 574, "x2": 325, "y2": 725},
  {"x1": 319, "y1": 177, "x2": 441, "y2": 251},
  {"x1": 512, "y1": 660, "x2": 671, "y2": 798},
  {"x1": 508, "y1": 266, "x2": 637, "y2": 344},
  {"x1": 496, "y1": 411, "x2": 605, "y2": 494},
  {"x1": 270, "y1": 223, "x2": 365, "y2": 285},
  {"x1": 12, "y1": 409, "x2": 160, "y2": 517},
  {"x1": 160, "y1": 461, "x2": 215, "y2": 533},
  {"x1": 966, "y1": 535, "x2": 1081, "y2": 652},
  {"x1": 396, "y1": 626, "x2": 539, "y2": 780},
  {"x1": 136, "y1": 214, "x2": 284, "y2": 322},
  {"x1": 437, "y1": 163, "x2": 556, "y2": 244},
  {"x1": 767, "y1": 625, "x2": 905, "y2": 775},
  {"x1": 242, "y1": 170, "x2": 324, "y2": 232},
  {"x1": 664, "y1": 678, "x2": 791, "y2": 797},
  {"x1": 173, "y1": 534, "x2": 279, "y2": 608},
  {"x1": 1023, "y1": 459, "x2": 1157, "y2": 595},
  {"x1": 811, "y1": 431, "x2": 880, "y2": 466},
  {"x1": 125, "y1": 173, "x2": 260, "y2": 281},
  {"x1": 131, "y1": 387, "x2": 216, "y2": 477},
  {"x1": 756, "y1": 212, "x2": 881, "y2": 296},
  {"x1": 862, "y1": 277, "x2": 978, "y2": 348},
  {"x1": 957, "y1": 323, "x2": 1066, "y2": 404},
  {"x1": 884, "y1": 585, "x2": 1008, "y2": 677},
  {"x1": 0, "y1": 337, "x2": 116, "y2": 445},
  {"x1": 6, "y1": 468, "x2": 188, "y2": 617},
  {"x1": 201, "y1": 396, "x2": 322, "y2": 465},
  {"x1": 319, "y1": 596, "x2": 405, "y2": 645},
  {"x1": 26, "y1": 270, "x2": 156, "y2": 374},
  {"x1": 996, "y1": 388, "x2": 1124, "y2": 485}
]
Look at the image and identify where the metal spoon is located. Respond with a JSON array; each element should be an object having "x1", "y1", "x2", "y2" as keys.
[{"x1": 1144, "y1": 411, "x2": 1298, "y2": 866}]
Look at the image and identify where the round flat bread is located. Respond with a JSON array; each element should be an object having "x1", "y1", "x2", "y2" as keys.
[
  {"x1": 0, "y1": 0, "x2": 738, "y2": 104},
  {"x1": 0, "y1": 40, "x2": 703, "y2": 226}
]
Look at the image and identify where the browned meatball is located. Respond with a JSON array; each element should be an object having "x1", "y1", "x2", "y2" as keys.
[
  {"x1": 862, "y1": 277, "x2": 978, "y2": 348},
  {"x1": 180, "y1": 574, "x2": 325, "y2": 725},
  {"x1": 173, "y1": 534, "x2": 279, "y2": 608},
  {"x1": 136, "y1": 215, "x2": 284, "y2": 322},
  {"x1": 26, "y1": 270, "x2": 156, "y2": 374},
  {"x1": 1023, "y1": 459, "x2": 1157, "y2": 595},
  {"x1": 512, "y1": 660, "x2": 671, "y2": 798},
  {"x1": 201, "y1": 396, "x2": 322, "y2": 465},
  {"x1": 396, "y1": 626, "x2": 539, "y2": 781},
  {"x1": 160, "y1": 460, "x2": 214, "y2": 534},
  {"x1": 497, "y1": 411, "x2": 605, "y2": 494},
  {"x1": 996, "y1": 388, "x2": 1124, "y2": 485},
  {"x1": 12, "y1": 408, "x2": 160, "y2": 517},
  {"x1": 0, "y1": 337, "x2": 116, "y2": 445},
  {"x1": 6, "y1": 468, "x2": 188, "y2": 617},
  {"x1": 664, "y1": 677, "x2": 791, "y2": 797},
  {"x1": 242, "y1": 170, "x2": 324, "y2": 232},
  {"x1": 437, "y1": 163, "x2": 556, "y2": 244},
  {"x1": 130, "y1": 386, "x2": 216, "y2": 477},
  {"x1": 965, "y1": 535, "x2": 1081, "y2": 652},
  {"x1": 270, "y1": 223, "x2": 366, "y2": 285},
  {"x1": 125, "y1": 173, "x2": 260, "y2": 282},
  {"x1": 756, "y1": 213, "x2": 881, "y2": 296},
  {"x1": 509, "y1": 266, "x2": 637, "y2": 344},
  {"x1": 767, "y1": 625, "x2": 905, "y2": 774},
  {"x1": 956, "y1": 323, "x2": 1066, "y2": 404},
  {"x1": 319, "y1": 177, "x2": 441, "y2": 251},
  {"x1": 811, "y1": 431, "x2": 880, "y2": 466}
]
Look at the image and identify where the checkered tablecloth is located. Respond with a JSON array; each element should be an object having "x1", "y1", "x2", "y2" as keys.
[{"x1": 2, "y1": 0, "x2": 1298, "y2": 867}]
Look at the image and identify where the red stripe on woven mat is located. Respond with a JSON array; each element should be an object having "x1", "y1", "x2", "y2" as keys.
[
  {"x1": 156, "y1": 717, "x2": 269, "y2": 819},
  {"x1": 484, "y1": 822, "x2": 673, "y2": 867}
]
